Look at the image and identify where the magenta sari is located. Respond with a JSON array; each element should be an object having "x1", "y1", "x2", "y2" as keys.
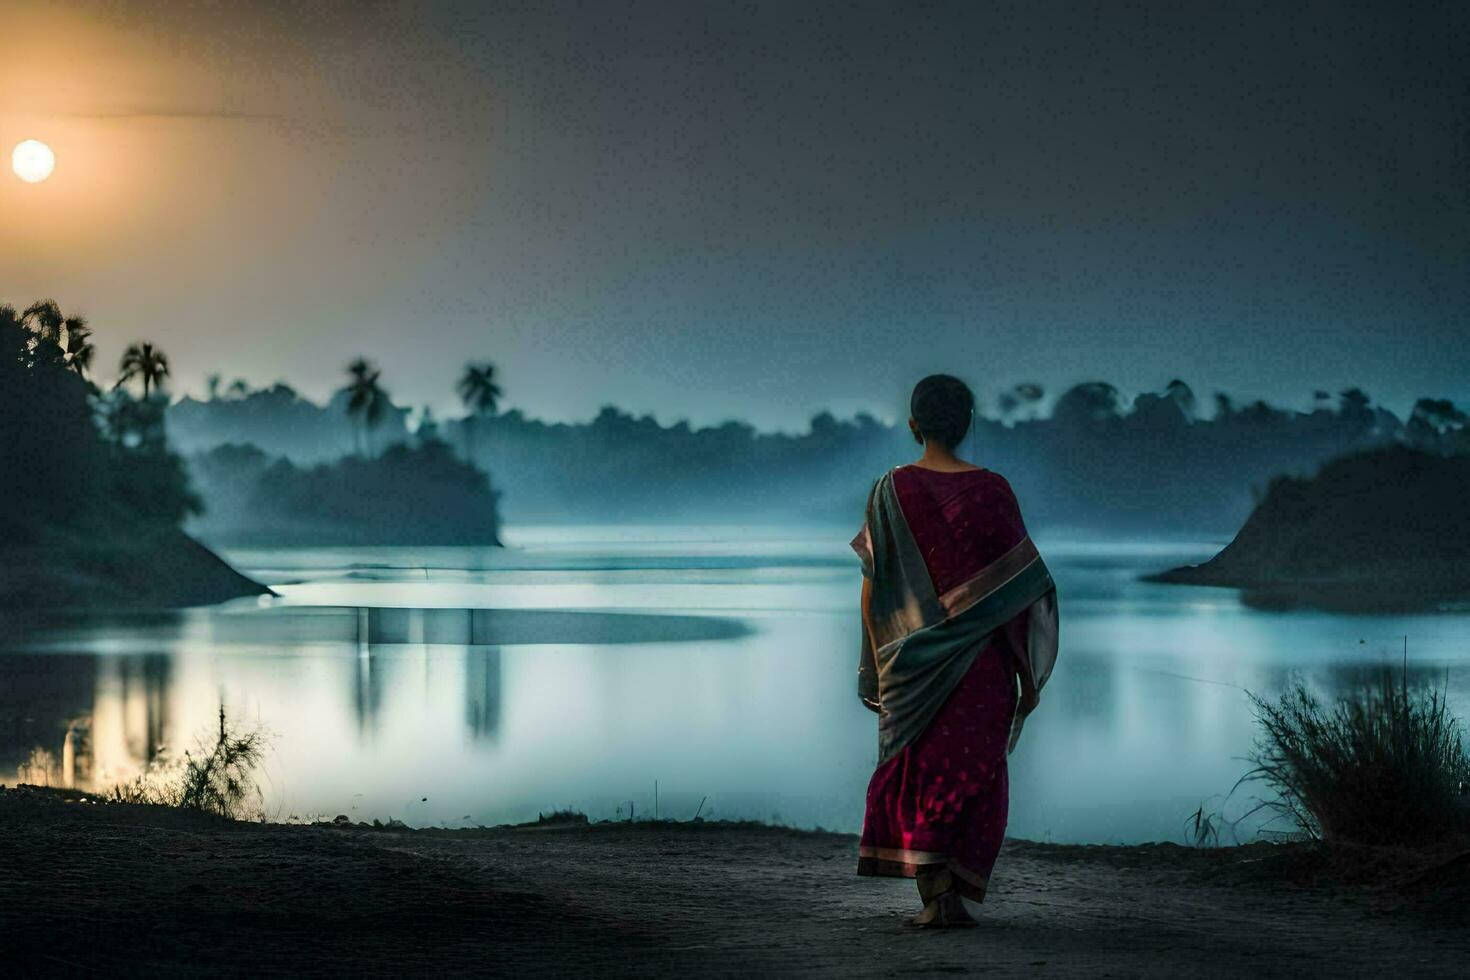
[{"x1": 851, "y1": 465, "x2": 1058, "y2": 902}]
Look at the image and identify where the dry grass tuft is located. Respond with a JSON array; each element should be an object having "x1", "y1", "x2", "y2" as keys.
[
  {"x1": 1245, "y1": 671, "x2": 1470, "y2": 846},
  {"x1": 111, "y1": 703, "x2": 268, "y2": 820}
]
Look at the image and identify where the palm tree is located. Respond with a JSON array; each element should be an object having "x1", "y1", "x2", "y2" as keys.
[
  {"x1": 456, "y1": 362, "x2": 502, "y2": 462},
  {"x1": 19, "y1": 300, "x2": 69, "y2": 369},
  {"x1": 343, "y1": 357, "x2": 388, "y2": 456},
  {"x1": 118, "y1": 342, "x2": 170, "y2": 398},
  {"x1": 20, "y1": 299, "x2": 63, "y2": 344},
  {"x1": 62, "y1": 316, "x2": 94, "y2": 379},
  {"x1": 1, "y1": 304, "x2": 28, "y2": 367}
]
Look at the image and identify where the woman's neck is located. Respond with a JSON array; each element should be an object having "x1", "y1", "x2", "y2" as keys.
[{"x1": 913, "y1": 443, "x2": 979, "y2": 472}]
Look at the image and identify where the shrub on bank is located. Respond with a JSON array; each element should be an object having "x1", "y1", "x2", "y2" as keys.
[
  {"x1": 1247, "y1": 672, "x2": 1470, "y2": 846},
  {"x1": 111, "y1": 705, "x2": 268, "y2": 821}
]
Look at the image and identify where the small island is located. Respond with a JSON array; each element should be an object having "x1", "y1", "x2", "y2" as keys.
[{"x1": 1150, "y1": 446, "x2": 1470, "y2": 611}]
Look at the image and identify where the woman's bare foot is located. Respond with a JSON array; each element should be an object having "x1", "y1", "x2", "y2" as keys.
[{"x1": 908, "y1": 892, "x2": 977, "y2": 929}]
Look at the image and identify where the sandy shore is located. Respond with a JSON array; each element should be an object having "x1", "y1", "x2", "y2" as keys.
[{"x1": 2, "y1": 787, "x2": 1466, "y2": 977}]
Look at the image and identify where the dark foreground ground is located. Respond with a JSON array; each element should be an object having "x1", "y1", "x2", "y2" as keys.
[{"x1": 2, "y1": 787, "x2": 1467, "y2": 977}]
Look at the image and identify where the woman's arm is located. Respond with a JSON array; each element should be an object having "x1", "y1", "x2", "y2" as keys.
[
  {"x1": 1001, "y1": 607, "x2": 1040, "y2": 714},
  {"x1": 858, "y1": 576, "x2": 880, "y2": 712},
  {"x1": 861, "y1": 575, "x2": 874, "y2": 640}
]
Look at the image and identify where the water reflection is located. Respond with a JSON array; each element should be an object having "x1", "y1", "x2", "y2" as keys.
[
  {"x1": 1, "y1": 533, "x2": 1467, "y2": 843},
  {"x1": 465, "y1": 647, "x2": 502, "y2": 740},
  {"x1": 0, "y1": 652, "x2": 94, "y2": 788},
  {"x1": 352, "y1": 646, "x2": 384, "y2": 737},
  {"x1": 124, "y1": 655, "x2": 171, "y2": 764},
  {"x1": 1, "y1": 651, "x2": 177, "y2": 791},
  {"x1": 1, "y1": 602, "x2": 744, "y2": 800}
]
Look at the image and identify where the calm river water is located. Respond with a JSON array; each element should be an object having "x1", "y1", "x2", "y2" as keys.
[{"x1": 3, "y1": 525, "x2": 1468, "y2": 844}]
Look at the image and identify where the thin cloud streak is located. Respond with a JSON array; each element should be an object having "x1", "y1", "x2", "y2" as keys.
[{"x1": 53, "y1": 108, "x2": 278, "y2": 121}]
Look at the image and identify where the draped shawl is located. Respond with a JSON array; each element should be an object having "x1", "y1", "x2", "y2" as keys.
[{"x1": 852, "y1": 469, "x2": 1059, "y2": 765}]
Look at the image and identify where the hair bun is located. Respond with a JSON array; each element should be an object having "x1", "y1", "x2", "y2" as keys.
[{"x1": 910, "y1": 374, "x2": 975, "y2": 449}]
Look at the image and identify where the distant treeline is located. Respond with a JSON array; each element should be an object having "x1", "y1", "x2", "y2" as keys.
[
  {"x1": 189, "y1": 438, "x2": 501, "y2": 546},
  {"x1": 169, "y1": 379, "x2": 1469, "y2": 534}
]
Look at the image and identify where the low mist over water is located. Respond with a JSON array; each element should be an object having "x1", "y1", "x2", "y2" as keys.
[{"x1": 4, "y1": 525, "x2": 1466, "y2": 844}]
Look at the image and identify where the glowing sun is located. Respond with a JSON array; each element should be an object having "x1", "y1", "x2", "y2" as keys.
[{"x1": 12, "y1": 139, "x2": 55, "y2": 183}]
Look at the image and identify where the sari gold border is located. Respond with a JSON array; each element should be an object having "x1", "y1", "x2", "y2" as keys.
[
  {"x1": 869, "y1": 535, "x2": 1043, "y2": 661},
  {"x1": 855, "y1": 847, "x2": 991, "y2": 901},
  {"x1": 937, "y1": 536, "x2": 1040, "y2": 618},
  {"x1": 948, "y1": 862, "x2": 990, "y2": 901},
  {"x1": 857, "y1": 845, "x2": 948, "y2": 865}
]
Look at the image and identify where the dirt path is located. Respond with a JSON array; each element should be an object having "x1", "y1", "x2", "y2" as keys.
[{"x1": 2, "y1": 789, "x2": 1465, "y2": 977}]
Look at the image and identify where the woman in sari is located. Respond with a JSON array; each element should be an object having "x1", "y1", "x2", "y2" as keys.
[{"x1": 852, "y1": 374, "x2": 1059, "y2": 928}]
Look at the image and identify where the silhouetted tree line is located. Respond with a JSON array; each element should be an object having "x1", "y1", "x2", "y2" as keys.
[
  {"x1": 179, "y1": 359, "x2": 501, "y2": 545},
  {"x1": 167, "y1": 372, "x2": 1468, "y2": 534},
  {"x1": 170, "y1": 381, "x2": 411, "y2": 462},
  {"x1": 1, "y1": 300, "x2": 198, "y2": 545},
  {"x1": 170, "y1": 361, "x2": 503, "y2": 464},
  {"x1": 188, "y1": 436, "x2": 502, "y2": 546}
]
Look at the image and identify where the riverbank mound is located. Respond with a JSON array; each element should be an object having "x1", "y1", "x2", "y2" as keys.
[
  {"x1": 0, "y1": 523, "x2": 268, "y2": 609},
  {"x1": 1150, "y1": 447, "x2": 1470, "y2": 610},
  {"x1": 2, "y1": 786, "x2": 1464, "y2": 977}
]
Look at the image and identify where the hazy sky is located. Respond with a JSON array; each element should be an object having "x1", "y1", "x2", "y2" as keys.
[{"x1": 1, "y1": 1, "x2": 1465, "y2": 429}]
